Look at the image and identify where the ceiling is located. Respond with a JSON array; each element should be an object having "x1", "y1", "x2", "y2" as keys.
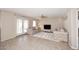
[{"x1": 0, "y1": 8, "x2": 69, "y2": 18}]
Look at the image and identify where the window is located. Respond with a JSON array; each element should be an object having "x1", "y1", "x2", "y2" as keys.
[{"x1": 33, "y1": 20, "x2": 36, "y2": 27}]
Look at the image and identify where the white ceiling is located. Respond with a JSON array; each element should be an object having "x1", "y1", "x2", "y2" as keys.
[{"x1": 0, "y1": 8, "x2": 69, "y2": 18}]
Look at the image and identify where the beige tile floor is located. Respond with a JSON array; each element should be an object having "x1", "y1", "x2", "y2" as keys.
[{"x1": 0, "y1": 35, "x2": 72, "y2": 50}]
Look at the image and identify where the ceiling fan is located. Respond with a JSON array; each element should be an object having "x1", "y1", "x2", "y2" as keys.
[
  {"x1": 36, "y1": 14, "x2": 48, "y2": 20},
  {"x1": 40, "y1": 14, "x2": 47, "y2": 18}
]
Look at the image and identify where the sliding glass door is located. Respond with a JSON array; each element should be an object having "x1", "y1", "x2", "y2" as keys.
[
  {"x1": 17, "y1": 18, "x2": 23, "y2": 34},
  {"x1": 17, "y1": 18, "x2": 29, "y2": 35},
  {"x1": 23, "y1": 20, "x2": 29, "y2": 32}
]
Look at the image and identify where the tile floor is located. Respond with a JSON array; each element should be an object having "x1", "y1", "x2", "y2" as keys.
[{"x1": 0, "y1": 35, "x2": 72, "y2": 50}]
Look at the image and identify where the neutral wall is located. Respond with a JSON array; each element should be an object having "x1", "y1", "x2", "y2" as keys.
[
  {"x1": 64, "y1": 9, "x2": 78, "y2": 49},
  {"x1": 28, "y1": 19, "x2": 33, "y2": 28},
  {"x1": 0, "y1": 11, "x2": 17, "y2": 41},
  {"x1": 0, "y1": 10, "x2": 34, "y2": 42},
  {"x1": 39, "y1": 17, "x2": 64, "y2": 31},
  {"x1": 0, "y1": 12, "x2": 1, "y2": 43}
]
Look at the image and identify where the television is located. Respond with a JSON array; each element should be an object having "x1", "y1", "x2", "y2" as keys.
[{"x1": 44, "y1": 25, "x2": 51, "y2": 29}]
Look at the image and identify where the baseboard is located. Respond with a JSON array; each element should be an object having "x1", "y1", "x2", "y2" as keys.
[
  {"x1": 1, "y1": 36, "x2": 17, "y2": 42},
  {"x1": 69, "y1": 43, "x2": 78, "y2": 50},
  {"x1": 1, "y1": 33, "x2": 28, "y2": 42}
]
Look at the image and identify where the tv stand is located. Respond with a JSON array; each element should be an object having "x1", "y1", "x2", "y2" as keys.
[{"x1": 43, "y1": 30, "x2": 53, "y2": 33}]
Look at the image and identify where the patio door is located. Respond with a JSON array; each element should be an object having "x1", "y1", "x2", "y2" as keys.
[
  {"x1": 23, "y1": 20, "x2": 29, "y2": 33},
  {"x1": 17, "y1": 18, "x2": 29, "y2": 35}
]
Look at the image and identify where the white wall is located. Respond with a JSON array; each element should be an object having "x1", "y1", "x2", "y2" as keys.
[
  {"x1": 0, "y1": 12, "x2": 1, "y2": 42},
  {"x1": 0, "y1": 11, "x2": 17, "y2": 41},
  {"x1": 39, "y1": 17, "x2": 64, "y2": 31},
  {"x1": 64, "y1": 9, "x2": 78, "y2": 49},
  {"x1": 0, "y1": 10, "x2": 34, "y2": 42}
]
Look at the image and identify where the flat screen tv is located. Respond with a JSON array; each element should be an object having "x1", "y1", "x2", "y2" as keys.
[{"x1": 44, "y1": 25, "x2": 51, "y2": 29}]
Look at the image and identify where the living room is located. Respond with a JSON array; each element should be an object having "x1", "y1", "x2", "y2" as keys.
[{"x1": 0, "y1": 8, "x2": 78, "y2": 50}]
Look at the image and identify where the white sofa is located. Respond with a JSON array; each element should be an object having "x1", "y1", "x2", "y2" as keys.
[{"x1": 53, "y1": 31, "x2": 68, "y2": 42}]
